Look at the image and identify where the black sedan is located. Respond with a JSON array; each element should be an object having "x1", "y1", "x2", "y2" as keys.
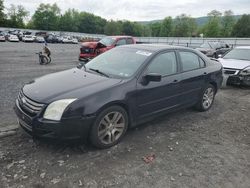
[{"x1": 14, "y1": 44, "x2": 223, "y2": 148}]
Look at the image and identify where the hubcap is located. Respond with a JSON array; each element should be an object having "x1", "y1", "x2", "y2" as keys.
[
  {"x1": 97, "y1": 111, "x2": 125, "y2": 145},
  {"x1": 202, "y1": 87, "x2": 214, "y2": 109}
]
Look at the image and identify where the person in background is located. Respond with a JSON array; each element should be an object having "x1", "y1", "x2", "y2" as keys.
[{"x1": 43, "y1": 42, "x2": 51, "y2": 59}]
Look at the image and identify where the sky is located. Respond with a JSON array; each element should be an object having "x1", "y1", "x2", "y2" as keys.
[{"x1": 4, "y1": 0, "x2": 250, "y2": 21}]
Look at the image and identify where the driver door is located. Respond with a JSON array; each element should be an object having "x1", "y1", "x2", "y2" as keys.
[{"x1": 136, "y1": 51, "x2": 181, "y2": 119}]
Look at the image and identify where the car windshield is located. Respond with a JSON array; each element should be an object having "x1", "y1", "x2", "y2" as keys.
[
  {"x1": 99, "y1": 37, "x2": 116, "y2": 46},
  {"x1": 200, "y1": 42, "x2": 217, "y2": 49},
  {"x1": 85, "y1": 48, "x2": 152, "y2": 79},
  {"x1": 223, "y1": 48, "x2": 250, "y2": 61}
]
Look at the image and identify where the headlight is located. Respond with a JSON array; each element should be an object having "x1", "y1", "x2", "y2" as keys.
[
  {"x1": 43, "y1": 99, "x2": 77, "y2": 121},
  {"x1": 239, "y1": 66, "x2": 250, "y2": 76}
]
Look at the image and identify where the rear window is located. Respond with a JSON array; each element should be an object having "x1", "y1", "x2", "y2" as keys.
[{"x1": 180, "y1": 51, "x2": 201, "y2": 72}]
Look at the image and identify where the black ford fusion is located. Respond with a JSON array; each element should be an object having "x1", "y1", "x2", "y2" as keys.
[{"x1": 14, "y1": 44, "x2": 223, "y2": 148}]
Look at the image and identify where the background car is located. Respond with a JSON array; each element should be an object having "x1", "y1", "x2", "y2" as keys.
[
  {"x1": 22, "y1": 35, "x2": 35, "y2": 42},
  {"x1": 218, "y1": 46, "x2": 250, "y2": 86},
  {"x1": 35, "y1": 36, "x2": 45, "y2": 43},
  {"x1": 79, "y1": 36, "x2": 136, "y2": 62},
  {"x1": 45, "y1": 34, "x2": 59, "y2": 43},
  {"x1": 72, "y1": 38, "x2": 78, "y2": 44},
  {"x1": 62, "y1": 36, "x2": 73, "y2": 43},
  {"x1": 8, "y1": 35, "x2": 19, "y2": 42},
  {"x1": 14, "y1": 44, "x2": 222, "y2": 149},
  {"x1": 0, "y1": 33, "x2": 6, "y2": 42},
  {"x1": 196, "y1": 41, "x2": 231, "y2": 58}
]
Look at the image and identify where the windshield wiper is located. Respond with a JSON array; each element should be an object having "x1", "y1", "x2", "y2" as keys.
[{"x1": 89, "y1": 68, "x2": 110, "y2": 78}]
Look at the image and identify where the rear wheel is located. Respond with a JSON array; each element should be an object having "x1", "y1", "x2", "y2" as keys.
[
  {"x1": 90, "y1": 106, "x2": 128, "y2": 149},
  {"x1": 195, "y1": 84, "x2": 215, "y2": 111}
]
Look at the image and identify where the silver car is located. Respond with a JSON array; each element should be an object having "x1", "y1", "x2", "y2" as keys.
[{"x1": 218, "y1": 46, "x2": 250, "y2": 86}]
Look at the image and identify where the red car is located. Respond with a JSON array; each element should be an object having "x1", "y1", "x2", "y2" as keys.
[{"x1": 79, "y1": 36, "x2": 136, "y2": 62}]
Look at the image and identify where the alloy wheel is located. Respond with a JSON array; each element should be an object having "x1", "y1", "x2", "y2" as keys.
[
  {"x1": 97, "y1": 111, "x2": 125, "y2": 145},
  {"x1": 202, "y1": 87, "x2": 214, "y2": 109}
]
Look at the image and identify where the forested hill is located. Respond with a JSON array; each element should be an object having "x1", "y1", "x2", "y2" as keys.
[{"x1": 138, "y1": 15, "x2": 242, "y2": 26}]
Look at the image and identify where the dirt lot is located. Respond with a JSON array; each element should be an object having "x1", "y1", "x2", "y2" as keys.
[{"x1": 0, "y1": 42, "x2": 250, "y2": 188}]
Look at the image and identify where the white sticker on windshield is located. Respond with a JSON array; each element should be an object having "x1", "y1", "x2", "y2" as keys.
[{"x1": 136, "y1": 51, "x2": 152, "y2": 56}]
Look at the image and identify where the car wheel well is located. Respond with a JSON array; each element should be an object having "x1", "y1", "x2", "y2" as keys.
[{"x1": 209, "y1": 81, "x2": 217, "y2": 93}]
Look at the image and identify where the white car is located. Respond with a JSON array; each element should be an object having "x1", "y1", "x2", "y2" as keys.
[
  {"x1": 22, "y1": 35, "x2": 35, "y2": 42},
  {"x1": 0, "y1": 34, "x2": 6, "y2": 42},
  {"x1": 35, "y1": 36, "x2": 45, "y2": 43},
  {"x1": 62, "y1": 36, "x2": 73, "y2": 43},
  {"x1": 72, "y1": 38, "x2": 78, "y2": 44},
  {"x1": 218, "y1": 46, "x2": 250, "y2": 86},
  {"x1": 8, "y1": 35, "x2": 19, "y2": 42}
]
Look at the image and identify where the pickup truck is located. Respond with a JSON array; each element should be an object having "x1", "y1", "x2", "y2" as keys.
[{"x1": 79, "y1": 36, "x2": 136, "y2": 62}]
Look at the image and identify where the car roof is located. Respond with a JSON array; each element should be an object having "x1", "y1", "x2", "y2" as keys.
[
  {"x1": 119, "y1": 44, "x2": 193, "y2": 52},
  {"x1": 235, "y1": 46, "x2": 250, "y2": 49}
]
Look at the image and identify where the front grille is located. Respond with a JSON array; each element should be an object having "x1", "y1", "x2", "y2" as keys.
[
  {"x1": 17, "y1": 90, "x2": 44, "y2": 117},
  {"x1": 223, "y1": 68, "x2": 239, "y2": 75},
  {"x1": 81, "y1": 47, "x2": 95, "y2": 54}
]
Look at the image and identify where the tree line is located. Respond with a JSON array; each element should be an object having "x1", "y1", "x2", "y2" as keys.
[{"x1": 0, "y1": 0, "x2": 250, "y2": 37}]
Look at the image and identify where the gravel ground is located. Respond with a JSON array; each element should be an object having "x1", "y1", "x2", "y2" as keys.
[{"x1": 0, "y1": 42, "x2": 250, "y2": 188}]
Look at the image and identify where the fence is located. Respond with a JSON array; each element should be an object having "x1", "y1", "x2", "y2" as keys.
[
  {"x1": 134, "y1": 37, "x2": 250, "y2": 48},
  {"x1": 1, "y1": 27, "x2": 250, "y2": 47}
]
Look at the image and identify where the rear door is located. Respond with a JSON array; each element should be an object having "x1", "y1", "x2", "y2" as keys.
[
  {"x1": 178, "y1": 50, "x2": 207, "y2": 106},
  {"x1": 136, "y1": 51, "x2": 181, "y2": 119}
]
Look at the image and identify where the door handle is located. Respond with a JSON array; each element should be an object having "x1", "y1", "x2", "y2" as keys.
[
  {"x1": 203, "y1": 72, "x2": 207, "y2": 75},
  {"x1": 173, "y1": 79, "x2": 179, "y2": 83}
]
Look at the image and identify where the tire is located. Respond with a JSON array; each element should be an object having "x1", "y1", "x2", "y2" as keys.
[
  {"x1": 39, "y1": 55, "x2": 48, "y2": 65},
  {"x1": 90, "y1": 106, "x2": 128, "y2": 149},
  {"x1": 195, "y1": 84, "x2": 215, "y2": 112}
]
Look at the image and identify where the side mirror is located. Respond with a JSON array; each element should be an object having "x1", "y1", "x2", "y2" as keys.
[
  {"x1": 142, "y1": 73, "x2": 162, "y2": 85},
  {"x1": 218, "y1": 54, "x2": 222, "y2": 58}
]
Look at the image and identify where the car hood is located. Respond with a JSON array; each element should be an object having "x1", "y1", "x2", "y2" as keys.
[
  {"x1": 23, "y1": 68, "x2": 122, "y2": 104},
  {"x1": 218, "y1": 58, "x2": 250, "y2": 70},
  {"x1": 81, "y1": 41, "x2": 109, "y2": 49},
  {"x1": 81, "y1": 42, "x2": 99, "y2": 48}
]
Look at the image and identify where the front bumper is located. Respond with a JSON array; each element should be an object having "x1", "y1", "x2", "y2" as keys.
[
  {"x1": 14, "y1": 100, "x2": 96, "y2": 140},
  {"x1": 226, "y1": 75, "x2": 250, "y2": 86}
]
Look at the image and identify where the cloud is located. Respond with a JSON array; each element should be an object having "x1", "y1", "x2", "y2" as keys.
[{"x1": 3, "y1": 0, "x2": 250, "y2": 21}]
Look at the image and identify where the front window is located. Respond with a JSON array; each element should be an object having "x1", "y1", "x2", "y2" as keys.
[
  {"x1": 147, "y1": 52, "x2": 177, "y2": 76},
  {"x1": 99, "y1": 37, "x2": 116, "y2": 46},
  {"x1": 223, "y1": 48, "x2": 250, "y2": 61},
  {"x1": 85, "y1": 48, "x2": 152, "y2": 78},
  {"x1": 116, "y1": 39, "x2": 127, "y2": 46}
]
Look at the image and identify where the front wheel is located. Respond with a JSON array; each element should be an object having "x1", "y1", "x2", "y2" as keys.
[
  {"x1": 39, "y1": 55, "x2": 49, "y2": 65},
  {"x1": 195, "y1": 84, "x2": 215, "y2": 111},
  {"x1": 90, "y1": 106, "x2": 128, "y2": 149}
]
